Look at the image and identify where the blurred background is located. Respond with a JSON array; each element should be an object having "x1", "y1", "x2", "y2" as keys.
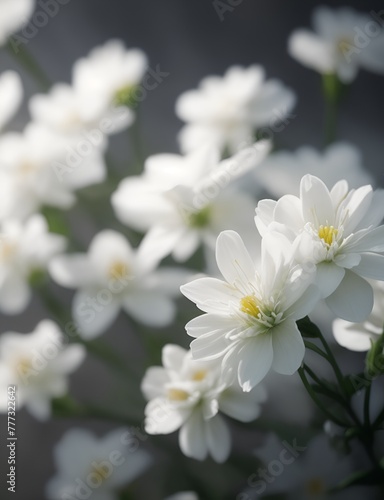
[{"x1": 1, "y1": 0, "x2": 383, "y2": 498}]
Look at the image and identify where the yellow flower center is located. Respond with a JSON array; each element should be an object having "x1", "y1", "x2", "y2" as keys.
[
  {"x1": 191, "y1": 369, "x2": 207, "y2": 382},
  {"x1": 306, "y1": 477, "x2": 326, "y2": 496},
  {"x1": 16, "y1": 357, "x2": 33, "y2": 376},
  {"x1": 167, "y1": 388, "x2": 190, "y2": 401},
  {"x1": 91, "y1": 465, "x2": 109, "y2": 483},
  {"x1": 0, "y1": 241, "x2": 16, "y2": 262},
  {"x1": 318, "y1": 225, "x2": 338, "y2": 246},
  {"x1": 108, "y1": 260, "x2": 129, "y2": 281},
  {"x1": 240, "y1": 295, "x2": 261, "y2": 318},
  {"x1": 337, "y1": 37, "x2": 353, "y2": 54}
]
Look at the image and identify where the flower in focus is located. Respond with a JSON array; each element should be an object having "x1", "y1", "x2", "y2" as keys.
[
  {"x1": 0, "y1": 320, "x2": 85, "y2": 420},
  {"x1": 112, "y1": 142, "x2": 270, "y2": 263},
  {"x1": 46, "y1": 427, "x2": 151, "y2": 500},
  {"x1": 255, "y1": 142, "x2": 373, "y2": 199},
  {"x1": 0, "y1": 70, "x2": 23, "y2": 130},
  {"x1": 0, "y1": 123, "x2": 106, "y2": 221},
  {"x1": 256, "y1": 174, "x2": 384, "y2": 322},
  {"x1": 0, "y1": 0, "x2": 35, "y2": 46},
  {"x1": 72, "y1": 39, "x2": 148, "y2": 130},
  {"x1": 181, "y1": 230, "x2": 319, "y2": 391},
  {"x1": 176, "y1": 65, "x2": 295, "y2": 154},
  {"x1": 142, "y1": 344, "x2": 266, "y2": 462},
  {"x1": 333, "y1": 279, "x2": 384, "y2": 351},
  {"x1": 288, "y1": 6, "x2": 384, "y2": 83},
  {"x1": 0, "y1": 214, "x2": 66, "y2": 314},
  {"x1": 49, "y1": 230, "x2": 192, "y2": 338}
]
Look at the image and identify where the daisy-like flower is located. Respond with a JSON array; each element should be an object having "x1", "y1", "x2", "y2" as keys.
[
  {"x1": 333, "y1": 280, "x2": 384, "y2": 351},
  {"x1": 72, "y1": 40, "x2": 148, "y2": 129},
  {"x1": 0, "y1": 122, "x2": 106, "y2": 221},
  {"x1": 46, "y1": 427, "x2": 151, "y2": 500},
  {"x1": 0, "y1": 320, "x2": 85, "y2": 420},
  {"x1": 0, "y1": 214, "x2": 66, "y2": 314},
  {"x1": 112, "y1": 142, "x2": 270, "y2": 263},
  {"x1": 49, "y1": 230, "x2": 192, "y2": 339},
  {"x1": 176, "y1": 65, "x2": 295, "y2": 154},
  {"x1": 256, "y1": 174, "x2": 384, "y2": 322},
  {"x1": 0, "y1": 0, "x2": 35, "y2": 46},
  {"x1": 181, "y1": 231, "x2": 319, "y2": 391},
  {"x1": 142, "y1": 344, "x2": 266, "y2": 462},
  {"x1": 288, "y1": 6, "x2": 384, "y2": 83},
  {"x1": 0, "y1": 71, "x2": 23, "y2": 130},
  {"x1": 255, "y1": 142, "x2": 373, "y2": 199}
]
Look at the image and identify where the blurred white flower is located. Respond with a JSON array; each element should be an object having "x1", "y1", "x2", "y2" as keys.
[
  {"x1": 256, "y1": 142, "x2": 373, "y2": 198},
  {"x1": 288, "y1": 6, "x2": 384, "y2": 83},
  {"x1": 166, "y1": 493, "x2": 199, "y2": 500},
  {"x1": 256, "y1": 174, "x2": 384, "y2": 322},
  {"x1": 176, "y1": 65, "x2": 295, "y2": 154},
  {"x1": 142, "y1": 344, "x2": 266, "y2": 462},
  {"x1": 46, "y1": 427, "x2": 151, "y2": 500},
  {"x1": 72, "y1": 39, "x2": 148, "y2": 130},
  {"x1": 181, "y1": 231, "x2": 319, "y2": 391},
  {"x1": 50, "y1": 230, "x2": 191, "y2": 339},
  {"x1": 0, "y1": 71, "x2": 23, "y2": 130},
  {"x1": 0, "y1": 122, "x2": 106, "y2": 221},
  {"x1": 333, "y1": 280, "x2": 384, "y2": 351},
  {"x1": 0, "y1": 214, "x2": 66, "y2": 314},
  {"x1": 0, "y1": 320, "x2": 85, "y2": 420},
  {"x1": 112, "y1": 142, "x2": 270, "y2": 263},
  {"x1": 0, "y1": 0, "x2": 35, "y2": 46}
]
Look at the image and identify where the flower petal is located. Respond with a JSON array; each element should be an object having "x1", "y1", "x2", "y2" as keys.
[
  {"x1": 238, "y1": 336, "x2": 273, "y2": 391},
  {"x1": 206, "y1": 414, "x2": 231, "y2": 463},
  {"x1": 271, "y1": 321, "x2": 305, "y2": 375},
  {"x1": 179, "y1": 410, "x2": 207, "y2": 460}
]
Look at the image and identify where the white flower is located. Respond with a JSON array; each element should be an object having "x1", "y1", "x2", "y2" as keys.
[
  {"x1": 255, "y1": 142, "x2": 373, "y2": 199},
  {"x1": 333, "y1": 279, "x2": 384, "y2": 351},
  {"x1": 0, "y1": 0, "x2": 35, "y2": 46},
  {"x1": 166, "y1": 493, "x2": 199, "y2": 500},
  {"x1": 181, "y1": 230, "x2": 319, "y2": 392},
  {"x1": 176, "y1": 65, "x2": 295, "y2": 154},
  {"x1": 256, "y1": 174, "x2": 384, "y2": 322},
  {"x1": 0, "y1": 122, "x2": 106, "y2": 221},
  {"x1": 112, "y1": 142, "x2": 270, "y2": 263},
  {"x1": 288, "y1": 6, "x2": 384, "y2": 83},
  {"x1": 72, "y1": 40, "x2": 148, "y2": 129},
  {"x1": 46, "y1": 427, "x2": 151, "y2": 500},
  {"x1": 29, "y1": 82, "x2": 129, "y2": 136},
  {"x1": 142, "y1": 344, "x2": 266, "y2": 463},
  {"x1": 0, "y1": 214, "x2": 66, "y2": 314},
  {"x1": 0, "y1": 71, "x2": 23, "y2": 130},
  {"x1": 49, "y1": 230, "x2": 191, "y2": 339},
  {"x1": 0, "y1": 320, "x2": 85, "y2": 420}
]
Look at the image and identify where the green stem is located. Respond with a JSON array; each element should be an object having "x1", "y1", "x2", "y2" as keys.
[{"x1": 6, "y1": 41, "x2": 51, "y2": 91}]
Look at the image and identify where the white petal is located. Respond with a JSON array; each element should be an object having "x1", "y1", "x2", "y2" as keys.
[
  {"x1": 123, "y1": 291, "x2": 175, "y2": 327},
  {"x1": 343, "y1": 185, "x2": 373, "y2": 235},
  {"x1": 219, "y1": 387, "x2": 265, "y2": 422},
  {"x1": 332, "y1": 318, "x2": 376, "y2": 352},
  {"x1": 0, "y1": 71, "x2": 23, "y2": 130},
  {"x1": 325, "y1": 271, "x2": 374, "y2": 322},
  {"x1": 185, "y1": 313, "x2": 239, "y2": 338},
  {"x1": 288, "y1": 30, "x2": 335, "y2": 73},
  {"x1": 206, "y1": 414, "x2": 231, "y2": 463},
  {"x1": 190, "y1": 330, "x2": 231, "y2": 361},
  {"x1": 353, "y1": 253, "x2": 384, "y2": 281},
  {"x1": 215, "y1": 230, "x2": 256, "y2": 291},
  {"x1": 238, "y1": 336, "x2": 273, "y2": 391},
  {"x1": 72, "y1": 290, "x2": 120, "y2": 339},
  {"x1": 300, "y1": 174, "x2": 334, "y2": 226},
  {"x1": 145, "y1": 398, "x2": 189, "y2": 435},
  {"x1": 271, "y1": 321, "x2": 305, "y2": 375},
  {"x1": 162, "y1": 344, "x2": 188, "y2": 371},
  {"x1": 181, "y1": 277, "x2": 240, "y2": 314},
  {"x1": 179, "y1": 410, "x2": 207, "y2": 460},
  {"x1": 316, "y1": 262, "x2": 345, "y2": 298},
  {"x1": 49, "y1": 254, "x2": 94, "y2": 288},
  {"x1": 141, "y1": 367, "x2": 169, "y2": 400},
  {"x1": 0, "y1": 273, "x2": 30, "y2": 314}
]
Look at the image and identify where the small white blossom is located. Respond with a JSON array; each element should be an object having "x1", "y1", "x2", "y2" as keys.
[
  {"x1": 72, "y1": 39, "x2": 148, "y2": 130},
  {"x1": 181, "y1": 230, "x2": 319, "y2": 391},
  {"x1": 256, "y1": 174, "x2": 384, "y2": 322},
  {"x1": 112, "y1": 142, "x2": 270, "y2": 263},
  {"x1": 46, "y1": 427, "x2": 151, "y2": 500},
  {"x1": 0, "y1": 320, "x2": 85, "y2": 420},
  {"x1": 0, "y1": 0, "x2": 35, "y2": 46},
  {"x1": 49, "y1": 230, "x2": 192, "y2": 338},
  {"x1": 0, "y1": 214, "x2": 66, "y2": 314},
  {"x1": 0, "y1": 122, "x2": 106, "y2": 221},
  {"x1": 256, "y1": 142, "x2": 373, "y2": 199},
  {"x1": 176, "y1": 65, "x2": 295, "y2": 154},
  {"x1": 0, "y1": 71, "x2": 23, "y2": 130},
  {"x1": 333, "y1": 279, "x2": 384, "y2": 351},
  {"x1": 142, "y1": 344, "x2": 266, "y2": 462},
  {"x1": 288, "y1": 6, "x2": 384, "y2": 82}
]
